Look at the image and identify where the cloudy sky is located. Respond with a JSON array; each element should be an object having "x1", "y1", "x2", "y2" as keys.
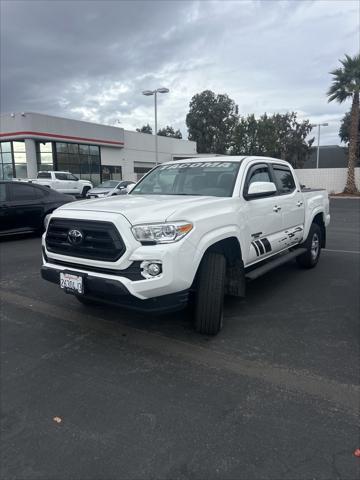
[{"x1": 1, "y1": 0, "x2": 359, "y2": 145}]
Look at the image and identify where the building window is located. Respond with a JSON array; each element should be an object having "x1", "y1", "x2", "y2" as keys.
[
  {"x1": 134, "y1": 166, "x2": 152, "y2": 181},
  {"x1": 55, "y1": 142, "x2": 100, "y2": 185},
  {"x1": 0, "y1": 140, "x2": 27, "y2": 179},
  {"x1": 13, "y1": 141, "x2": 27, "y2": 178},
  {"x1": 101, "y1": 165, "x2": 122, "y2": 181},
  {"x1": 36, "y1": 142, "x2": 54, "y2": 171},
  {"x1": 0, "y1": 142, "x2": 14, "y2": 179},
  {"x1": 0, "y1": 140, "x2": 101, "y2": 184}
]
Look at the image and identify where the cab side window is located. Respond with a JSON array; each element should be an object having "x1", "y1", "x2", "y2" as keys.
[
  {"x1": 68, "y1": 174, "x2": 78, "y2": 181},
  {"x1": 248, "y1": 166, "x2": 272, "y2": 185},
  {"x1": 272, "y1": 165, "x2": 296, "y2": 194},
  {"x1": 55, "y1": 173, "x2": 68, "y2": 181},
  {"x1": 244, "y1": 164, "x2": 274, "y2": 197}
]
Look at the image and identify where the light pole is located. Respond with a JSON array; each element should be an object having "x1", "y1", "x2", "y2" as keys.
[
  {"x1": 311, "y1": 123, "x2": 328, "y2": 168},
  {"x1": 142, "y1": 87, "x2": 169, "y2": 166}
]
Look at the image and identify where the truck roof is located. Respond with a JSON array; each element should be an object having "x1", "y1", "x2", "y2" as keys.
[
  {"x1": 163, "y1": 156, "x2": 291, "y2": 166},
  {"x1": 38, "y1": 170, "x2": 69, "y2": 173}
]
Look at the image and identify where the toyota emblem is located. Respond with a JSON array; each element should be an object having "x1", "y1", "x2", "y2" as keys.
[{"x1": 67, "y1": 229, "x2": 83, "y2": 245}]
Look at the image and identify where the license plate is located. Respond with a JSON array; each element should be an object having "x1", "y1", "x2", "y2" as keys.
[{"x1": 60, "y1": 272, "x2": 84, "y2": 294}]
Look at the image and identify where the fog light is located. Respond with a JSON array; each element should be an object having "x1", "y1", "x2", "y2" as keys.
[
  {"x1": 140, "y1": 261, "x2": 162, "y2": 279},
  {"x1": 148, "y1": 263, "x2": 161, "y2": 275}
]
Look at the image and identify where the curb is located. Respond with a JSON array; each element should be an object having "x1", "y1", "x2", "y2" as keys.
[{"x1": 329, "y1": 196, "x2": 360, "y2": 199}]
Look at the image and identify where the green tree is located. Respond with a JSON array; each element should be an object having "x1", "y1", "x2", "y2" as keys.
[
  {"x1": 231, "y1": 112, "x2": 314, "y2": 168},
  {"x1": 157, "y1": 126, "x2": 182, "y2": 139},
  {"x1": 327, "y1": 53, "x2": 360, "y2": 194},
  {"x1": 339, "y1": 111, "x2": 360, "y2": 148},
  {"x1": 186, "y1": 90, "x2": 239, "y2": 154},
  {"x1": 136, "y1": 124, "x2": 153, "y2": 134}
]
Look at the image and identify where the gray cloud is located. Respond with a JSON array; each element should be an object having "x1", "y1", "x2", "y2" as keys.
[{"x1": 1, "y1": 0, "x2": 359, "y2": 145}]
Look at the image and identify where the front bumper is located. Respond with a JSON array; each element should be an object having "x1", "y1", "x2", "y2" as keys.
[
  {"x1": 86, "y1": 193, "x2": 109, "y2": 198},
  {"x1": 41, "y1": 265, "x2": 189, "y2": 313},
  {"x1": 42, "y1": 209, "x2": 198, "y2": 304}
]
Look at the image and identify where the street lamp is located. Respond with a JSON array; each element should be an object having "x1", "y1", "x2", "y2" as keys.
[
  {"x1": 142, "y1": 87, "x2": 170, "y2": 165},
  {"x1": 311, "y1": 123, "x2": 329, "y2": 168}
]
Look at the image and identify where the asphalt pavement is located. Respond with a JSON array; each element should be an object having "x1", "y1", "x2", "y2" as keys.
[{"x1": 1, "y1": 198, "x2": 359, "y2": 480}]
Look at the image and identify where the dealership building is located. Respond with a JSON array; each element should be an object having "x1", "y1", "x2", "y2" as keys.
[{"x1": 0, "y1": 112, "x2": 197, "y2": 184}]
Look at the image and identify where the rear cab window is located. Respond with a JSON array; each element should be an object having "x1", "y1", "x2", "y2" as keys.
[
  {"x1": 37, "y1": 172, "x2": 51, "y2": 179},
  {"x1": 272, "y1": 165, "x2": 296, "y2": 194}
]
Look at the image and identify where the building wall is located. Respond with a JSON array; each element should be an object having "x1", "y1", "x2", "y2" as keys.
[
  {"x1": 0, "y1": 112, "x2": 125, "y2": 146},
  {"x1": 101, "y1": 130, "x2": 197, "y2": 181},
  {"x1": 0, "y1": 112, "x2": 197, "y2": 182},
  {"x1": 295, "y1": 168, "x2": 360, "y2": 194}
]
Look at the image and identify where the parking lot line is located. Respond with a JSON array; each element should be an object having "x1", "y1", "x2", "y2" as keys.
[
  {"x1": 1, "y1": 288, "x2": 359, "y2": 415},
  {"x1": 323, "y1": 249, "x2": 360, "y2": 254}
]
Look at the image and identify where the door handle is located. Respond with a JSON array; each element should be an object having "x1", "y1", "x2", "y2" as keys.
[
  {"x1": 273, "y1": 205, "x2": 281, "y2": 212},
  {"x1": 296, "y1": 201, "x2": 303, "y2": 207}
]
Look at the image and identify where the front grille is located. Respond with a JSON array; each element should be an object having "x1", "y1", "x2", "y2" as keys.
[
  {"x1": 47, "y1": 258, "x2": 144, "y2": 281},
  {"x1": 46, "y1": 218, "x2": 125, "y2": 262}
]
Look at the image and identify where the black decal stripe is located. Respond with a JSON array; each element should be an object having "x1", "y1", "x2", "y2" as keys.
[
  {"x1": 261, "y1": 238, "x2": 272, "y2": 253},
  {"x1": 252, "y1": 241, "x2": 260, "y2": 256},
  {"x1": 255, "y1": 240, "x2": 265, "y2": 255}
]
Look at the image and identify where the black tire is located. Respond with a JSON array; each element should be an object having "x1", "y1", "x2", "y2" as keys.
[
  {"x1": 75, "y1": 295, "x2": 101, "y2": 306},
  {"x1": 296, "y1": 223, "x2": 322, "y2": 269},
  {"x1": 194, "y1": 252, "x2": 226, "y2": 335},
  {"x1": 82, "y1": 186, "x2": 91, "y2": 198}
]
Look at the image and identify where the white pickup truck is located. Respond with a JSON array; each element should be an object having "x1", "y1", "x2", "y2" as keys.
[
  {"x1": 29, "y1": 171, "x2": 93, "y2": 197},
  {"x1": 41, "y1": 156, "x2": 330, "y2": 335}
]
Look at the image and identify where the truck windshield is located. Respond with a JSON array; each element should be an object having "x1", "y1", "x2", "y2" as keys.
[{"x1": 131, "y1": 162, "x2": 240, "y2": 197}]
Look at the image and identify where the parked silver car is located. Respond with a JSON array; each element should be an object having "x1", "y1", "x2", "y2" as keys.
[{"x1": 86, "y1": 180, "x2": 135, "y2": 198}]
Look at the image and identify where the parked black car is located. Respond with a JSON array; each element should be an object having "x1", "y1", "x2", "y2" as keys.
[{"x1": 0, "y1": 181, "x2": 74, "y2": 236}]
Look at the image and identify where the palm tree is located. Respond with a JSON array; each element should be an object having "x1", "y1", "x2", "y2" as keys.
[{"x1": 327, "y1": 54, "x2": 360, "y2": 194}]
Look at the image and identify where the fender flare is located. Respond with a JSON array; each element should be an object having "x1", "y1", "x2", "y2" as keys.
[
  {"x1": 80, "y1": 184, "x2": 91, "y2": 196},
  {"x1": 189, "y1": 226, "x2": 245, "y2": 284},
  {"x1": 303, "y1": 208, "x2": 326, "y2": 242}
]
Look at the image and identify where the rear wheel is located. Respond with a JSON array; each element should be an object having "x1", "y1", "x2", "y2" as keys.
[
  {"x1": 194, "y1": 252, "x2": 226, "y2": 335},
  {"x1": 296, "y1": 223, "x2": 322, "y2": 269}
]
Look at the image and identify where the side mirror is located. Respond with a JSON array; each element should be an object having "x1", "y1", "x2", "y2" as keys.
[
  {"x1": 117, "y1": 185, "x2": 126, "y2": 190},
  {"x1": 246, "y1": 181, "x2": 277, "y2": 198}
]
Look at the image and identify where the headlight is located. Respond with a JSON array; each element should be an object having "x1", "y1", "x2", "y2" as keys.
[{"x1": 131, "y1": 222, "x2": 193, "y2": 244}]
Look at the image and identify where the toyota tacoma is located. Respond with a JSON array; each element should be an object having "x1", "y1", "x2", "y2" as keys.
[{"x1": 41, "y1": 156, "x2": 330, "y2": 335}]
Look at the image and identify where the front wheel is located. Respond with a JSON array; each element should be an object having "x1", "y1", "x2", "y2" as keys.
[
  {"x1": 81, "y1": 186, "x2": 91, "y2": 198},
  {"x1": 296, "y1": 223, "x2": 322, "y2": 269},
  {"x1": 194, "y1": 252, "x2": 226, "y2": 335}
]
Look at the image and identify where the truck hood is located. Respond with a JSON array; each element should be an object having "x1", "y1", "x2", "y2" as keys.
[{"x1": 58, "y1": 194, "x2": 227, "y2": 224}]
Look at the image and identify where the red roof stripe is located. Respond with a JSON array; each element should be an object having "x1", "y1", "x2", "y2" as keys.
[{"x1": 0, "y1": 130, "x2": 124, "y2": 146}]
